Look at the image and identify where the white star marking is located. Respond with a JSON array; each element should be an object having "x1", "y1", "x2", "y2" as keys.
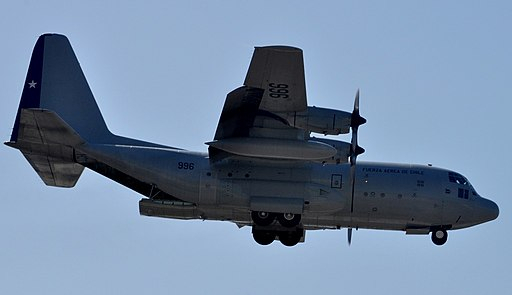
[{"x1": 28, "y1": 80, "x2": 37, "y2": 88}]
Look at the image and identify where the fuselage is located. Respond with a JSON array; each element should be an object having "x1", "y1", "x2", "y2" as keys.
[{"x1": 79, "y1": 143, "x2": 499, "y2": 233}]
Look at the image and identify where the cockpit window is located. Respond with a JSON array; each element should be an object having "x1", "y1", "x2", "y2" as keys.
[{"x1": 448, "y1": 172, "x2": 468, "y2": 185}]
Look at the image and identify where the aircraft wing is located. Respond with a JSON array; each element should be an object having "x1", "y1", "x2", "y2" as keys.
[
  {"x1": 209, "y1": 46, "x2": 341, "y2": 161},
  {"x1": 244, "y1": 46, "x2": 307, "y2": 113}
]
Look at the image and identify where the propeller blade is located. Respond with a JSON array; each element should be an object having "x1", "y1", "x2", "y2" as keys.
[
  {"x1": 350, "y1": 89, "x2": 366, "y2": 166},
  {"x1": 349, "y1": 89, "x2": 366, "y2": 214},
  {"x1": 349, "y1": 156, "x2": 356, "y2": 213},
  {"x1": 348, "y1": 227, "x2": 353, "y2": 246},
  {"x1": 350, "y1": 129, "x2": 357, "y2": 166},
  {"x1": 350, "y1": 89, "x2": 366, "y2": 129},
  {"x1": 354, "y1": 89, "x2": 360, "y2": 112}
]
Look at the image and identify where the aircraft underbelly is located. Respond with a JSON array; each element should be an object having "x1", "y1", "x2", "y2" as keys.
[{"x1": 351, "y1": 194, "x2": 442, "y2": 229}]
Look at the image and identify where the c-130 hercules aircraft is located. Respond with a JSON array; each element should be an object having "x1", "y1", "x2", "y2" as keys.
[{"x1": 6, "y1": 34, "x2": 499, "y2": 247}]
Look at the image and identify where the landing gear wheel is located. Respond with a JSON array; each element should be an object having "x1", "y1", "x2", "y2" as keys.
[
  {"x1": 431, "y1": 229, "x2": 448, "y2": 246},
  {"x1": 251, "y1": 211, "x2": 276, "y2": 226},
  {"x1": 279, "y1": 231, "x2": 302, "y2": 247},
  {"x1": 277, "y1": 213, "x2": 301, "y2": 228},
  {"x1": 253, "y1": 231, "x2": 275, "y2": 245}
]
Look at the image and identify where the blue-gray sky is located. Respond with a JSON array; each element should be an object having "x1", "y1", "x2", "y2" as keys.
[{"x1": 1, "y1": 1, "x2": 510, "y2": 294}]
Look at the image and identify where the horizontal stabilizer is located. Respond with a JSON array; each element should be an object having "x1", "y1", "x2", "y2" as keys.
[
  {"x1": 5, "y1": 108, "x2": 85, "y2": 187},
  {"x1": 11, "y1": 108, "x2": 84, "y2": 146},
  {"x1": 19, "y1": 152, "x2": 84, "y2": 187}
]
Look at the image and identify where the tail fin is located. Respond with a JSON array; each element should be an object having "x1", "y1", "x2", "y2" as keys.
[
  {"x1": 6, "y1": 34, "x2": 114, "y2": 187},
  {"x1": 10, "y1": 33, "x2": 113, "y2": 143},
  {"x1": 7, "y1": 34, "x2": 173, "y2": 187}
]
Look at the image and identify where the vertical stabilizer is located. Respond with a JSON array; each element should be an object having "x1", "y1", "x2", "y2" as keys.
[
  {"x1": 6, "y1": 34, "x2": 175, "y2": 187},
  {"x1": 10, "y1": 33, "x2": 112, "y2": 143},
  {"x1": 6, "y1": 34, "x2": 115, "y2": 187}
]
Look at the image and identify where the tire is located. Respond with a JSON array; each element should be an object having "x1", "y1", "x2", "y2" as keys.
[
  {"x1": 431, "y1": 229, "x2": 448, "y2": 246},
  {"x1": 277, "y1": 213, "x2": 301, "y2": 228},
  {"x1": 279, "y1": 231, "x2": 302, "y2": 247},
  {"x1": 253, "y1": 231, "x2": 275, "y2": 245},
  {"x1": 251, "y1": 211, "x2": 276, "y2": 226}
]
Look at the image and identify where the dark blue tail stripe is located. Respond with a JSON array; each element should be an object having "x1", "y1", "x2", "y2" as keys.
[{"x1": 10, "y1": 35, "x2": 47, "y2": 142}]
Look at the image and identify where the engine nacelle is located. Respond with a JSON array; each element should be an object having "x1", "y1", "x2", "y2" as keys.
[
  {"x1": 310, "y1": 137, "x2": 351, "y2": 164},
  {"x1": 306, "y1": 107, "x2": 352, "y2": 135},
  {"x1": 283, "y1": 106, "x2": 352, "y2": 135}
]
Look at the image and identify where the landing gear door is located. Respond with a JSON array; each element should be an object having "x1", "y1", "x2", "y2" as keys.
[{"x1": 250, "y1": 196, "x2": 304, "y2": 214}]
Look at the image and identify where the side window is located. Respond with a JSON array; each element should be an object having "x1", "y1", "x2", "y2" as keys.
[{"x1": 458, "y1": 188, "x2": 469, "y2": 199}]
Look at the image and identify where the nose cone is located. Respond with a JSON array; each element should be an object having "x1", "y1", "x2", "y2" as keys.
[{"x1": 476, "y1": 198, "x2": 499, "y2": 223}]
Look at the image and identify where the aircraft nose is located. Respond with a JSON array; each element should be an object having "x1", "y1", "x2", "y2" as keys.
[{"x1": 476, "y1": 198, "x2": 499, "y2": 223}]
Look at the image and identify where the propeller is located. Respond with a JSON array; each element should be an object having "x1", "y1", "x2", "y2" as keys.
[
  {"x1": 350, "y1": 89, "x2": 366, "y2": 167},
  {"x1": 348, "y1": 89, "x2": 366, "y2": 245}
]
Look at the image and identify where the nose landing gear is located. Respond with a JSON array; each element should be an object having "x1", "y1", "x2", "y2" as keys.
[{"x1": 431, "y1": 229, "x2": 448, "y2": 246}]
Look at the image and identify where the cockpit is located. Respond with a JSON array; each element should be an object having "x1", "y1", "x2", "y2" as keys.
[
  {"x1": 448, "y1": 172, "x2": 479, "y2": 199},
  {"x1": 444, "y1": 170, "x2": 499, "y2": 230},
  {"x1": 448, "y1": 172, "x2": 468, "y2": 185}
]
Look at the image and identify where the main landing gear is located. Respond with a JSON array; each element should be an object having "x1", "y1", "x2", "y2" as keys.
[
  {"x1": 252, "y1": 227, "x2": 304, "y2": 247},
  {"x1": 277, "y1": 213, "x2": 302, "y2": 228},
  {"x1": 251, "y1": 211, "x2": 303, "y2": 247},
  {"x1": 251, "y1": 211, "x2": 301, "y2": 227},
  {"x1": 431, "y1": 228, "x2": 448, "y2": 246},
  {"x1": 252, "y1": 230, "x2": 276, "y2": 246},
  {"x1": 251, "y1": 211, "x2": 276, "y2": 226}
]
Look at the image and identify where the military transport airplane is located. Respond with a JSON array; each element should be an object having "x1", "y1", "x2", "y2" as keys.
[{"x1": 6, "y1": 34, "x2": 499, "y2": 247}]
